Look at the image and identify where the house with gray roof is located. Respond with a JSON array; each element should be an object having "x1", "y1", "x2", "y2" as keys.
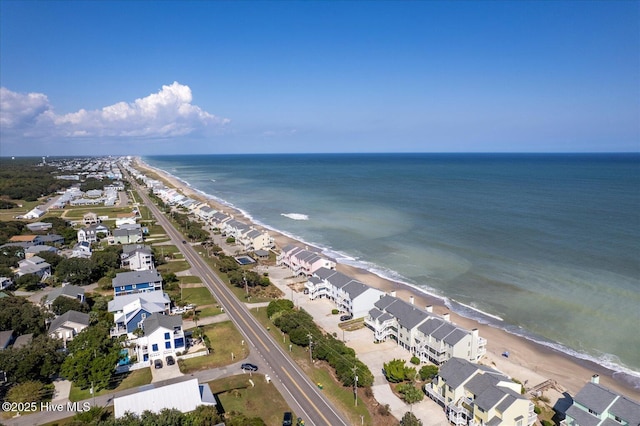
[
  {"x1": 238, "y1": 228, "x2": 274, "y2": 251},
  {"x1": 425, "y1": 357, "x2": 536, "y2": 426},
  {"x1": 16, "y1": 256, "x2": 51, "y2": 279},
  {"x1": 77, "y1": 224, "x2": 109, "y2": 244},
  {"x1": 133, "y1": 313, "x2": 186, "y2": 363},
  {"x1": 12, "y1": 333, "x2": 33, "y2": 349},
  {"x1": 48, "y1": 310, "x2": 90, "y2": 346},
  {"x1": 304, "y1": 267, "x2": 384, "y2": 318},
  {"x1": 26, "y1": 222, "x2": 53, "y2": 232},
  {"x1": 108, "y1": 291, "x2": 171, "y2": 337},
  {"x1": 0, "y1": 330, "x2": 14, "y2": 350},
  {"x1": 121, "y1": 244, "x2": 154, "y2": 271},
  {"x1": 563, "y1": 374, "x2": 640, "y2": 426},
  {"x1": 365, "y1": 294, "x2": 486, "y2": 365},
  {"x1": 44, "y1": 284, "x2": 85, "y2": 309},
  {"x1": 112, "y1": 269, "x2": 162, "y2": 297},
  {"x1": 278, "y1": 245, "x2": 337, "y2": 277}
]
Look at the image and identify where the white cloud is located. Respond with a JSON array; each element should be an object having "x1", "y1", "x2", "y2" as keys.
[{"x1": 0, "y1": 82, "x2": 229, "y2": 139}]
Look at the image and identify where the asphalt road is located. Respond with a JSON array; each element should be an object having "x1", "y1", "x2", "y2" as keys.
[{"x1": 130, "y1": 173, "x2": 350, "y2": 426}]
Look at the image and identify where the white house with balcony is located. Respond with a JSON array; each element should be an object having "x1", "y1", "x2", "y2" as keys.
[
  {"x1": 424, "y1": 357, "x2": 536, "y2": 426},
  {"x1": 220, "y1": 219, "x2": 251, "y2": 239},
  {"x1": 305, "y1": 267, "x2": 384, "y2": 319},
  {"x1": 133, "y1": 313, "x2": 186, "y2": 364},
  {"x1": 277, "y1": 245, "x2": 336, "y2": 277},
  {"x1": 121, "y1": 244, "x2": 154, "y2": 271},
  {"x1": 77, "y1": 223, "x2": 110, "y2": 244},
  {"x1": 365, "y1": 294, "x2": 486, "y2": 365}
]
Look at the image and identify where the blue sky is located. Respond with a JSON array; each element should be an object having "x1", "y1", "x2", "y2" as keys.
[{"x1": 0, "y1": 1, "x2": 638, "y2": 156}]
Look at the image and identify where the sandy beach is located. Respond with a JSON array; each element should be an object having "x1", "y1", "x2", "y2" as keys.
[{"x1": 133, "y1": 157, "x2": 640, "y2": 402}]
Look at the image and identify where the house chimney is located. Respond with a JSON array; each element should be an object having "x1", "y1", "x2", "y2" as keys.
[
  {"x1": 409, "y1": 296, "x2": 414, "y2": 305},
  {"x1": 442, "y1": 313, "x2": 450, "y2": 322},
  {"x1": 390, "y1": 291, "x2": 396, "y2": 298},
  {"x1": 591, "y1": 374, "x2": 600, "y2": 384},
  {"x1": 425, "y1": 305, "x2": 433, "y2": 313}
]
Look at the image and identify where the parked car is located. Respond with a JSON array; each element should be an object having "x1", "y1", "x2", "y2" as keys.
[
  {"x1": 282, "y1": 412, "x2": 293, "y2": 426},
  {"x1": 182, "y1": 240, "x2": 187, "y2": 244},
  {"x1": 154, "y1": 359, "x2": 163, "y2": 369},
  {"x1": 166, "y1": 356, "x2": 175, "y2": 365},
  {"x1": 241, "y1": 363, "x2": 258, "y2": 372},
  {"x1": 340, "y1": 314, "x2": 352, "y2": 322}
]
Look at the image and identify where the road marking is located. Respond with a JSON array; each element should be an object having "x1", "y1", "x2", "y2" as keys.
[{"x1": 281, "y1": 367, "x2": 333, "y2": 426}]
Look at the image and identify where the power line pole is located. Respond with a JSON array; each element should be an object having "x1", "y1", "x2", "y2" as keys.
[
  {"x1": 353, "y1": 365, "x2": 358, "y2": 406},
  {"x1": 308, "y1": 334, "x2": 313, "y2": 363}
]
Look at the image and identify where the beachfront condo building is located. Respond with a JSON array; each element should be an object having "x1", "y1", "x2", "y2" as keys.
[
  {"x1": 305, "y1": 267, "x2": 385, "y2": 318},
  {"x1": 424, "y1": 357, "x2": 536, "y2": 426},
  {"x1": 278, "y1": 244, "x2": 337, "y2": 277},
  {"x1": 562, "y1": 374, "x2": 640, "y2": 426},
  {"x1": 365, "y1": 294, "x2": 487, "y2": 365}
]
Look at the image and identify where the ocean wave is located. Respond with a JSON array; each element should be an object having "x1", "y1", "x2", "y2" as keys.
[{"x1": 281, "y1": 213, "x2": 309, "y2": 221}]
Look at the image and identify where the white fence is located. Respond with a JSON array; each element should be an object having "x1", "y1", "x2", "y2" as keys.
[{"x1": 178, "y1": 350, "x2": 209, "y2": 360}]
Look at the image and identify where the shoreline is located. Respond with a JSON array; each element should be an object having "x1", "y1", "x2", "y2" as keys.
[{"x1": 133, "y1": 156, "x2": 640, "y2": 401}]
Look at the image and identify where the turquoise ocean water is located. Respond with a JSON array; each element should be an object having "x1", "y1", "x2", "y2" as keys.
[{"x1": 143, "y1": 153, "x2": 640, "y2": 387}]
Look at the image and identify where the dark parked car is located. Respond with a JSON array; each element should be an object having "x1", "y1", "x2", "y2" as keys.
[
  {"x1": 182, "y1": 240, "x2": 187, "y2": 244},
  {"x1": 282, "y1": 412, "x2": 293, "y2": 426},
  {"x1": 340, "y1": 314, "x2": 352, "y2": 322},
  {"x1": 166, "y1": 355, "x2": 175, "y2": 365},
  {"x1": 154, "y1": 359, "x2": 163, "y2": 369},
  {"x1": 241, "y1": 363, "x2": 258, "y2": 371}
]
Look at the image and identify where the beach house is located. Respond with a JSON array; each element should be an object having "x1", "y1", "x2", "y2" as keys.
[
  {"x1": 277, "y1": 245, "x2": 337, "y2": 276},
  {"x1": 305, "y1": 267, "x2": 385, "y2": 318},
  {"x1": 43, "y1": 284, "x2": 85, "y2": 310},
  {"x1": 133, "y1": 313, "x2": 185, "y2": 364},
  {"x1": 238, "y1": 228, "x2": 274, "y2": 251},
  {"x1": 108, "y1": 291, "x2": 171, "y2": 337},
  {"x1": 77, "y1": 223, "x2": 110, "y2": 244},
  {"x1": 111, "y1": 269, "x2": 163, "y2": 297},
  {"x1": 120, "y1": 244, "x2": 154, "y2": 271},
  {"x1": 424, "y1": 357, "x2": 536, "y2": 426},
  {"x1": 562, "y1": 374, "x2": 640, "y2": 426},
  {"x1": 16, "y1": 256, "x2": 51, "y2": 279},
  {"x1": 365, "y1": 294, "x2": 486, "y2": 364},
  {"x1": 111, "y1": 224, "x2": 143, "y2": 244}
]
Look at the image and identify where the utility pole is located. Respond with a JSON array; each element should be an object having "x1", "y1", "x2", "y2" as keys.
[
  {"x1": 308, "y1": 334, "x2": 313, "y2": 363},
  {"x1": 353, "y1": 365, "x2": 358, "y2": 406},
  {"x1": 243, "y1": 271, "x2": 248, "y2": 295}
]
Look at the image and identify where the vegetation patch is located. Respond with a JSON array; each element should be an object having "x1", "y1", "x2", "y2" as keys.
[{"x1": 179, "y1": 321, "x2": 247, "y2": 373}]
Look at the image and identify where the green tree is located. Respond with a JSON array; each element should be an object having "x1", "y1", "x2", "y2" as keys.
[
  {"x1": 16, "y1": 273, "x2": 41, "y2": 291},
  {"x1": 401, "y1": 411, "x2": 423, "y2": 426},
  {"x1": 0, "y1": 296, "x2": 46, "y2": 335},
  {"x1": 397, "y1": 383, "x2": 424, "y2": 405},
  {"x1": 0, "y1": 335, "x2": 65, "y2": 383},
  {"x1": 55, "y1": 257, "x2": 97, "y2": 285},
  {"x1": 419, "y1": 364, "x2": 439, "y2": 381},
  {"x1": 38, "y1": 251, "x2": 63, "y2": 269},
  {"x1": 383, "y1": 359, "x2": 414, "y2": 383},
  {"x1": 92, "y1": 246, "x2": 121, "y2": 275},
  {"x1": 60, "y1": 322, "x2": 121, "y2": 390},
  {"x1": 51, "y1": 296, "x2": 89, "y2": 315},
  {"x1": 6, "y1": 380, "x2": 47, "y2": 404}
]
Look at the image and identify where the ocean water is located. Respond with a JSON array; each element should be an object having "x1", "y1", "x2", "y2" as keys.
[{"x1": 143, "y1": 153, "x2": 640, "y2": 384}]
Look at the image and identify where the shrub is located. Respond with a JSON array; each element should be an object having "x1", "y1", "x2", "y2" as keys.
[
  {"x1": 419, "y1": 365, "x2": 439, "y2": 381},
  {"x1": 541, "y1": 421, "x2": 554, "y2": 426},
  {"x1": 410, "y1": 356, "x2": 420, "y2": 365},
  {"x1": 331, "y1": 309, "x2": 339, "y2": 315},
  {"x1": 534, "y1": 406, "x2": 542, "y2": 414}
]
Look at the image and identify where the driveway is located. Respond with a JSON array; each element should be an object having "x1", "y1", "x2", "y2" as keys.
[{"x1": 150, "y1": 358, "x2": 183, "y2": 383}]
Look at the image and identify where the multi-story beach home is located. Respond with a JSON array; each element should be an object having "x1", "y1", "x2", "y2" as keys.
[
  {"x1": 82, "y1": 212, "x2": 100, "y2": 225},
  {"x1": 108, "y1": 291, "x2": 171, "y2": 337},
  {"x1": 71, "y1": 241, "x2": 92, "y2": 258},
  {"x1": 133, "y1": 313, "x2": 186, "y2": 364},
  {"x1": 111, "y1": 269, "x2": 163, "y2": 297},
  {"x1": 121, "y1": 244, "x2": 154, "y2": 271},
  {"x1": 209, "y1": 211, "x2": 232, "y2": 228},
  {"x1": 562, "y1": 374, "x2": 640, "y2": 426},
  {"x1": 77, "y1": 223, "x2": 110, "y2": 244},
  {"x1": 238, "y1": 228, "x2": 274, "y2": 251},
  {"x1": 111, "y1": 224, "x2": 143, "y2": 244},
  {"x1": 195, "y1": 205, "x2": 216, "y2": 221},
  {"x1": 221, "y1": 219, "x2": 251, "y2": 239},
  {"x1": 424, "y1": 357, "x2": 536, "y2": 426},
  {"x1": 305, "y1": 267, "x2": 384, "y2": 318},
  {"x1": 16, "y1": 256, "x2": 51, "y2": 279},
  {"x1": 277, "y1": 245, "x2": 337, "y2": 277},
  {"x1": 365, "y1": 294, "x2": 486, "y2": 364}
]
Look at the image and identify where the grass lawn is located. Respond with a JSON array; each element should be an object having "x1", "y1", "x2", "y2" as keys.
[
  {"x1": 68, "y1": 368, "x2": 152, "y2": 402},
  {"x1": 196, "y1": 306, "x2": 223, "y2": 317},
  {"x1": 179, "y1": 286, "x2": 216, "y2": 306},
  {"x1": 208, "y1": 375, "x2": 292, "y2": 425},
  {"x1": 179, "y1": 321, "x2": 248, "y2": 373},
  {"x1": 157, "y1": 260, "x2": 191, "y2": 274},
  {"x1": 146, "y1": 223, "x2": 166, "y2": 236},
  {"x1": 63, "y1": 206, "x2": 134, "y2": 219}
]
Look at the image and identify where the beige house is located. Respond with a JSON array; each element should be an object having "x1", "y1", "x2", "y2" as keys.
[
  {"x1": 48, "y1": 310, "x2": 90, "y2": 346},
  {"x1": 83, "y1": 212, "x2": 99, "y2": 225},
  {"x1": 424, "y1": 357, "x2": 536, "y2": 426}
]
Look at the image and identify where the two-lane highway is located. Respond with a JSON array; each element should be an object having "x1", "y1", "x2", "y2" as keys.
[{"x1": 129, "y1": 171, "x2": 351, "y2": 426}]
